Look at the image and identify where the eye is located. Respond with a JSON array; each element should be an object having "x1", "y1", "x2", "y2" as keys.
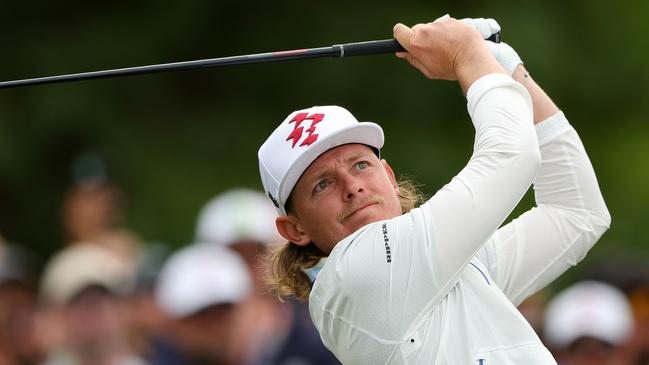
[
  {"x1": 356, "y1": 161, "x2": 369, "y2": 170},
  {"x1": 314, "y1": 179, "x2": 329, "y2": 193}
]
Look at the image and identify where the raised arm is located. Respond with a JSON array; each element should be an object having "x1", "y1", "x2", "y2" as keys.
[
  {"x1": 471, "y1": 31, "x2": 611, "y2": 305},
  {"x1": 393, "y1": 17, "x2": 542, "y2": 289}
]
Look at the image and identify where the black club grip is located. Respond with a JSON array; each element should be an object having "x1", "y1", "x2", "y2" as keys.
[
  {"x1": 335, "y1": 39, "x2": 406, "y2": 57},
  {"x1": 336, "y1": 32, "x2": 500, "y2": 58}
]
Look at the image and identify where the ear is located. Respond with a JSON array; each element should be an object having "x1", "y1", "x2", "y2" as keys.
[
  {"x1": 381, "y1": 159, "x2": 399, "y2": 193},
  {"x1": 275, "y1": 215, "x2": 312, "y2": 246}
]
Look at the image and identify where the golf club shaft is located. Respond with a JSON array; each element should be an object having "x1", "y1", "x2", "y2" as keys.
[{"x1": 0, "y1": 33, "x2": 499, "y2": 89}]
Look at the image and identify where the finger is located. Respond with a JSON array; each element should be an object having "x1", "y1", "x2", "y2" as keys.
[
  {"x1": 474, "y1": 18, "x2": 493, "y2": 39},
  {"x1": 435, "y1": 14, "x2": 451, "y2": 22},
  {"x1": 396, "y1": 52, "x2": 422, "y2": 74},
  {"x1": 460, "y1": 17, "x2": 501, "y2": 39},
  {"x1": 459, "y1": 18, "x2": 473, "y2": 26},
  {"x1": 475, "y1": 18, "x2": 501, "y2": 39},
  {"x1": 393, "y1": 23, "x2": 415, "y2": 50},
  {"x1": 485, "y1": 18, "x2": 501, "y2": 34}
]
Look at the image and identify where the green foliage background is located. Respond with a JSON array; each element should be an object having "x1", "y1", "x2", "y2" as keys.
[{"x1": 1, "y1": 0, "x2": 647, "y2": 281}]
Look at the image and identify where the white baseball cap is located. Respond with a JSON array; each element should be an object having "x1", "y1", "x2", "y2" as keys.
[
  {"x1": 195, "y1": 188, "x2": 284, "y2": 247},
  {"x1": 40, "y1": 244, "x2": 135, "y2": 305},
  {"x1": 155, "y1": 245, "x2": 251, "y2": 318},
  {"x1": 258, "y1": 105, "x2": 384, "y2": 215},
  {"x1": 543, "y1": 280, "x2": 634, "y2": 349}
]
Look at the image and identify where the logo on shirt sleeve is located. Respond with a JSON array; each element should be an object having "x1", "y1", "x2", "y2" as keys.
[{"x1": 382, "y1": 222, "x2": 391, "y2": 263}]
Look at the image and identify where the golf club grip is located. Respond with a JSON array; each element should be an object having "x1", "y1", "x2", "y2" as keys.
[
  {"x1": 339, "y1": 32, "x2": 500, "y2": 57},
  {"x1": 338, "y1": 39, "x2": 406, "y2": 57}
]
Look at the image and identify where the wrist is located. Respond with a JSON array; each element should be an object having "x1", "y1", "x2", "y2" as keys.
[
  {"x1": 511, "y1": 64, "x2": 530, "y2": 83},
  {"x1": 456, "y1": 46, "x2": 506, "y2": 94},
  {"x1": 510, "y1": 65, "x2": 561, "y2": 124}
]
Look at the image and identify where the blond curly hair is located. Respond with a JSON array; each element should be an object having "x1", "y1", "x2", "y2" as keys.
[{"x1": 265, "y1": 178, "x2": 424, "y2": 301}]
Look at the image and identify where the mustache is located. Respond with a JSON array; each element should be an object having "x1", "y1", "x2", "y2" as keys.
[{"x1": 337, "y1": 194, "x2": 384, "y2": 223}]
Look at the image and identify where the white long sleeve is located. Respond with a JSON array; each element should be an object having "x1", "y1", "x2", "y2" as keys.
[
  {"x1": 476, "y1": 112, "x2": 611, "y2": 306},
  {"x1": 415, "y1": 73, "x2": 541, "y2": 290}
]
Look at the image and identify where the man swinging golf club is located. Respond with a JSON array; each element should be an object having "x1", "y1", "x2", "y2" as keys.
[{"x1": 258, "y1": 16, "x2": 610, "y2": 364}]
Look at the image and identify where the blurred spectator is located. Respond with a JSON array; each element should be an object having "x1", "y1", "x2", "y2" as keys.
[
  {"x1": 627, "y1": 281, "x2": 649, "y2": 365},
  {"x1": 544, "y1": 280, "x2": 634, "y2": 365},
  {"x1": 39, "y1": 244, "x2": 145, "y2": 365},
  {"x1": 582, "y1": 255, "x2": 649, "y2": 365},
  {"x1": 0, "y1": 237, "x2": 45, "y2": 365},
  {"x1": 195, "y1": 188, "x2": 339, "y2": 364},
  {"x1": 517, "y1": 290, "x2": 549, "y2": 338},
  {"x1": 153, "y1": 244, "x2": 251, "y2": 365},
  {"x1": 127, "y1": 243, "x2": 173, "y2": 363},
  {"x1": 195, "y1": 188, "x2": 285, "y2": 294},
  {"x1": 62, "y1": 153, "x2": 141, "y2": 268}
]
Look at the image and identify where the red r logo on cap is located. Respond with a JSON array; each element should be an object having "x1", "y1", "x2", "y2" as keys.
[{"x1": 286, "y1": 113, "x2": 324, "y2": 148}]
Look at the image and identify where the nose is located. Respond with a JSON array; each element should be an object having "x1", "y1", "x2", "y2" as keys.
[{"x1": 342, "y1": 174, "x2": 364, "y2": 201}]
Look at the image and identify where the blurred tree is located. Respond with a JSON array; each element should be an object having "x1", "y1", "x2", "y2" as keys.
[{"x1": 0, "y1": 0, "x2": 647, "y2": 274}]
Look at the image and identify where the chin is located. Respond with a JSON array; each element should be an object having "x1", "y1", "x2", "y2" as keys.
[{"x1": 347, "y1": 205, "x2": 385, "y2": 229}]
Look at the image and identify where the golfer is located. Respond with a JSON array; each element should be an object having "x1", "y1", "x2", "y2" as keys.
[{"x1": 257, "y1": 17, "x2": 610, "y2": 364}]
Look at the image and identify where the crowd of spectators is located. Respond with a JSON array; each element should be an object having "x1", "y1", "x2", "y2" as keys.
[{"x1": 1, "y1": 173, "x2": 647, "y2": 365}]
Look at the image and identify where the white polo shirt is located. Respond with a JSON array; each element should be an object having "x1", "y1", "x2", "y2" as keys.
[{"x1": 309, "y1": 74, "x2": 610, "y2": 364}]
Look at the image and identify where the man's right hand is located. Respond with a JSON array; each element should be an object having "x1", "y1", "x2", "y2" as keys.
[{"x1": 393, "y1": 16, "x2": 505, "y2": 94}]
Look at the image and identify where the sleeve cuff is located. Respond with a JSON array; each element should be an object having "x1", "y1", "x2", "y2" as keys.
[{"x1": 535, "y1": 111, "x2": 572, "y2": 146}]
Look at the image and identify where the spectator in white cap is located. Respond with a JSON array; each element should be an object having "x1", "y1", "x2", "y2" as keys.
[
  {"x1": 153, "y1": 244, "x2": 251, "y2": 365},
  {"x1": 194, "y1": 189, "x2": 339, "y2": 365},
  {"x1": 543, "y1": 280, "x2": 635, "y2": 365},
  {"x1": 39, "y1": 244, "x2": 145, "y2": 365},
  {"x1": 195, "y1": 188, "x2": 284, "y2": 291}
]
